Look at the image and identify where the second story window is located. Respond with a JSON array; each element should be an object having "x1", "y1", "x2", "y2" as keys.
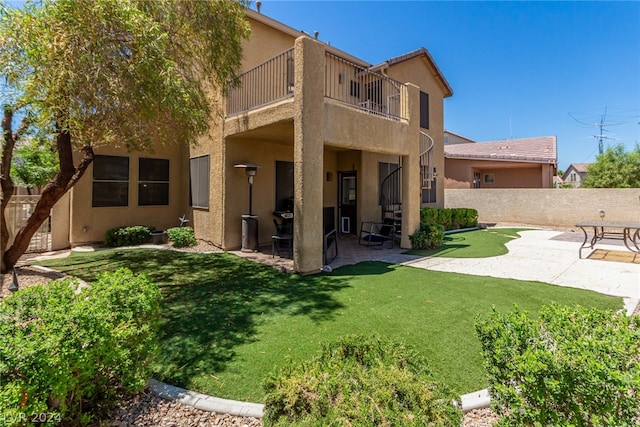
[{"x1": 420, "y1": 91, "x2": 429, "y2": 129}]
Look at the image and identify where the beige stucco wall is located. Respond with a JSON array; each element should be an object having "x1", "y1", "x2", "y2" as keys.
[
  {"x1": 241, "y1": 16, "x2": 296, "y2": 70},
  {"x1": 223, "y1": 139, "x2": 294, "y2": 249},
  {"x1": 445, "y1": 188, "x2": 640, "y2": 227},
  {"x1": 51, "y1": 192, "x2": 70, "y2": 250},
  {"x1": 69, "y1": 143, "x2": 188, "y2": 245}
]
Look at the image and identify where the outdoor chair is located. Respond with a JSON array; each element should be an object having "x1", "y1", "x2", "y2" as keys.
[
  {"x1": 272, "y1": 219, "x2": 293, "y2": 258},
  {"x1": 359, "y1": 219, "x2": 395, "y2": 249}
]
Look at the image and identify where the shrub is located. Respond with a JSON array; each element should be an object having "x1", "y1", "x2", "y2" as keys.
[
  {"x1": 409, "y1": 222, "x2": 444, "y2": 250},
  {"x1": 167, "y1": 226, "x2": 197, "y2": 248},
  {"x1": 263, "y1": 335, "x2": 462, "y2": 426},
  {"x1": 475, "y1": 304, "x2": 640, "y2": 426},
  {"x1": 419, "y1": 208, "x2": 478, "y2": 231},
  {"x1": 0, "y1": 269, "x2": 161, "y2": 425},
  {"x1": 104, "y1": 225, "x2": 151, "y2": 247}
]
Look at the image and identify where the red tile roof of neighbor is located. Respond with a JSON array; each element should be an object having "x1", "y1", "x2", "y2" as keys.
[{"x1": 444, "y1": 136, "x2": 557, "y2": 164}]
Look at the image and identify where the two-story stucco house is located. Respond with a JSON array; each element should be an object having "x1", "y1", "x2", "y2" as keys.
[{"x1": 57, "y1": 7, "x2": 452, "y2": 274}]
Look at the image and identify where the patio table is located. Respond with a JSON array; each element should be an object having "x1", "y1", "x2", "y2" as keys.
[{"x1": 575, "y1": 221, "x2": 640, "y2": 258}]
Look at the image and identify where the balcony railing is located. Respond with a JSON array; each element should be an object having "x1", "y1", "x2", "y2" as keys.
[
  {"x1": 226, "y1": 48, "x2": 408, "y2": 121},
  {"x1": 226, "y1": 48, "x2": 295, "y2": 116},
  {"x1": 325, "y1": 52, "x2": 407, "y2": 121}
]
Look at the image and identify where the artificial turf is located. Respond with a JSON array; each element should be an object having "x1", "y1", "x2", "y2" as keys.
[
  {"x1": 406, "y1": 228, "x2": 531, "y2": 258},
  {"x1": 37, "y1": 245, "x2": 622, "y2": 403}
]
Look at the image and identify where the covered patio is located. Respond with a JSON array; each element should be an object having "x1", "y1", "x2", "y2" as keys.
[{"x1": 230, "y1": 233, "x2": 414, "y2": 274}]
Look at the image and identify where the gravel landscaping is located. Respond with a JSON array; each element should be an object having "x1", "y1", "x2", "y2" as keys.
[{"x1": 107, "y1": 391, "x2": 499, "y2": 427}]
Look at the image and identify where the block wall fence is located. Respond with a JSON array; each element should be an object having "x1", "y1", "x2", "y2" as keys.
[{"x1": 445, "y1": 189, "x2": 640, "y2": 228}]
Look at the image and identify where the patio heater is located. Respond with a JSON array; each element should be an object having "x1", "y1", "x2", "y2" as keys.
[{"x1": 234, "y1": 163, "x2": 261, "y2": 252}]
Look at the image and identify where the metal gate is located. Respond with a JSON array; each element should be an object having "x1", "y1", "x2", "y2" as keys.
[{"x1": 5, "y1": 196, "x2": 51, "y2": 253}]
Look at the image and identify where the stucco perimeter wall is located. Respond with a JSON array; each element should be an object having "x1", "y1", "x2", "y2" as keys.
[{"x1": 445, "y1": 188, "x2": 640, "y2": 228}]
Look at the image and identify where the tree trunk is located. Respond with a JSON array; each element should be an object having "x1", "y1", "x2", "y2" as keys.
[
  {"x1": 1, "y1": 122, "x2": 95, "y2": 273},
  {"x1": 1, "y1": 108, "x2": 17, "y2": 273}
]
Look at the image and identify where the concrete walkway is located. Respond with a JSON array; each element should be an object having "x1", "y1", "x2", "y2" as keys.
[{"x1": 400, "y1": 229, "x2": 639, "y2": 301}]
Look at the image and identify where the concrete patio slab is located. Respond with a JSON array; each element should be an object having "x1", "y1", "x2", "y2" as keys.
[{"x1": 402, "y1": 229, "x2": 640, "y2": 300}]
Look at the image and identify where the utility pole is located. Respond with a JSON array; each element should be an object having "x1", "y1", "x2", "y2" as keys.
[
  {"x1": 594, "y1": 107, "x2": 615, "y2": 155},
  {"x1": 569, "y1": 107, "x2": 619, "y2": 155}
]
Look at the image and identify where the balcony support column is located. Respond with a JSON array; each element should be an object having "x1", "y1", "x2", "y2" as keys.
[
  {"x1": 401, "y1": 83, "x2": 421, "y2": 248},
  {"x1": 293, "y1": 37, "x2": 325, "y2": 273}
]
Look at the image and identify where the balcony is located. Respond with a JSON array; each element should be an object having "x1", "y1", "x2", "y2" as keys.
[{"x1": 225, "y1": 48, "x2": 408, "y2": 121}]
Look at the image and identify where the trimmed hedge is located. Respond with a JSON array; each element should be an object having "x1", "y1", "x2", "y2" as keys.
[
  {"x1": 263, "y1": 335, "x2": 462, "y2": 426},
  {"x1": 420, "y1": 208, "x2": 478, "y2": 231},
  {"x1": 167, "y1": 226, "x2": 197, "y2": 248},
  {"x1": 104, "y1": 225, "x2": 151, "y2": 247},
  {"x1": 409, "y1": 222, "x2": 445, "y2": 250},
  {"x1": 475, "y1": 304, "x2": 640, "y2": 426},
  {"x1": 0, "y1": 269, "x2": 161, "y2": 425}
]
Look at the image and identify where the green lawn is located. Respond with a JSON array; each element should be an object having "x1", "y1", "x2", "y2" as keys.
[
  {"x1": 406, "y1": 228, "x2": 532, "y2": 258},
  {"x1": 37, "y1": 247, "x2": 622, "y2": 403}
]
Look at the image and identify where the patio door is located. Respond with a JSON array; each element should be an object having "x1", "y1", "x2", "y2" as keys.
[{"x1": 338, "y1": 171, "x2": 357, "y2": 234}]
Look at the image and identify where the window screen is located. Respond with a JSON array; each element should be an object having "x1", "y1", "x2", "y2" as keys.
[
  {"x1": 92, "y1": 155, "x2": 129, "y2": 207},
  {"x1": 138, "y1": 158, "x2": 169, "y2": 206},
  {"x1": 189, "y1": 155, "x2": 210, "y2": 208}
]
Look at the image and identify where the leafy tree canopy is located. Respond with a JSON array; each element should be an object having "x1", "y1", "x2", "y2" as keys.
[
  {"x1": 0, "y1": 0, "x2": 250, "y2": 272},
  {"x1": 11, "y1": 137, "x2": 59, "y2": 193},
  {"x1": 582, "y1": 144, "x2": 640, "y2": 188},
  {"x1": 1, "y1": 0, "x2": 251, "y2": 151}
]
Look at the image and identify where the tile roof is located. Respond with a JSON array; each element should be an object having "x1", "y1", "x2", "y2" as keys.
[
  {"x1": 566, "y1": 163, "x2": 590, "y2": 173},
  {"x1": 444, "y1": 136, "x2": 557, "y2": 164}
]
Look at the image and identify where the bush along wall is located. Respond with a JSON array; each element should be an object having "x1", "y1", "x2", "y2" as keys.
[
  {"x1": 104, "y1": 225, "x2": 152, "y2": 247},
  {"x1": 475, "y1": 304, "x2": 640, "y2": 426},
  {"x1": 0, "y1": 269, "x2": 161, "y2": 425},
  {"x1": 420, "y1": 208, "x2": 478, "y2": 231},
  {"x1": 409, "y1": 222, "x2": 445, "y2": 250},
  {"x1": 167, "y1": 226, "x2": 197, "y2": 248},
  {"x1": 263, "y1": 335, "x2": 462, "y2": 426}
]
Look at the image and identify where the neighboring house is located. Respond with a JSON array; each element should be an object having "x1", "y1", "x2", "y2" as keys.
[
  {"x1": 444, "y1": 130, "x2": 475, "y2": 145},
  {"x1": 562, "y1": 163, "x2": 590, "y2": 188},
  {"x1": 444, "y1": 133, "x2": 557, "y2": 188},
  {"x1": 553, "y1": 175, "x2": 564, "y2": 188},
  {"x1": 61, "y1": 7, "x2": 453, "y2": 274}
]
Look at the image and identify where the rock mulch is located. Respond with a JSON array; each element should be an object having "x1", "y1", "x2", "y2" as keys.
[
  {"x1": 108, "y1": 392, "x2": 262, "y2": 427},
  {"x1": 107, "y1": 391, "x2": 499, "y2": 427}
]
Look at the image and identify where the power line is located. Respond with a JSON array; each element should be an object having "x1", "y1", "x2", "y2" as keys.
[{"x1": 568, "y1": 107, "x2": 637, "y2": 154}]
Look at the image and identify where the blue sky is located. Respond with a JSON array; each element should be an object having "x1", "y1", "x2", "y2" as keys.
[{"x1": 256, "y1": 1, "x2": 640, "y2": 171}]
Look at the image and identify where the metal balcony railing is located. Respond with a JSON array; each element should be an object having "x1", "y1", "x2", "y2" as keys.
[
  {"x1": 226, "y1": 48, "x2": 295, "y2": 116},
  {"x1": 325, "y1": 52, "x2": 407, "y2": 121},
  {"x1": 226, "y1": 48, "x2": 408, "y2": 121},
  {"x1": 420, "y1": 131, "x2": 435, "y2": 188}
]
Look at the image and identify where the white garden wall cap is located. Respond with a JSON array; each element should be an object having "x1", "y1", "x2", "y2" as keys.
[
  {"x1": 459, "y1": 388, "x2": 491, "y2": 412},
  {"x1": 148, "y1": 379, "x2": 264, "y2": 418}
]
